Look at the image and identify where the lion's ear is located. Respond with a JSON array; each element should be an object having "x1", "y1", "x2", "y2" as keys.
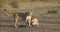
[{"x1": 29, "y1": 11, "x2": 32, "y2": 15}]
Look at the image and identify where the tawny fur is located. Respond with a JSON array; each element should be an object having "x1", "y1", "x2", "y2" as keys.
[
  {"x1": 14, "y1": 11, "x2": 32, "y2": 28},
  {"x1": 25, "y1": 11, "x2": 32, "y2": 26},
  {"x1": 31, "y1": 17, "x2": 39, "y2": 27}
]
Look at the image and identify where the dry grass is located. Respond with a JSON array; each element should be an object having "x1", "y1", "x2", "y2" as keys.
[
  {"x1": 0, "y1": 0, "x2": 60, "y2": 32},
  {"x1": 0, "y1": 0, "x2": 60, "y2": 9}
]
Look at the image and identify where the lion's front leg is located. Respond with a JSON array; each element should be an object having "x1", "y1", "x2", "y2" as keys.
[
  {"x1": 28, "y1": 19, "x2": 31, "y2": 26},
  {"x1": 26, "y1": 18, "x2": 28, "y2": 26},
  {"x1": 26, "y1": 16, "x2": 31, "y2": 26}
]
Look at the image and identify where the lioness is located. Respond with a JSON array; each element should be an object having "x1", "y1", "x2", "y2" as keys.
[
  {"x1": 14, "y1": 11, "x2": 32, "y2": 28},
  {"x1": 31, "y1": 17, "x2": 39, "y2": 27},
  {"x1": 25, "y1": 11, "x2": 32, "y2": 26}
]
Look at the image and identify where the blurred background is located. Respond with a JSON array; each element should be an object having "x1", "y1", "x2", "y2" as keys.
[
  {"x1": 0, "y1": 0, "x2": 60, "y2": 32},
  {"x1": 0, "y1": 0, "x2": 60, "y2": 20}
]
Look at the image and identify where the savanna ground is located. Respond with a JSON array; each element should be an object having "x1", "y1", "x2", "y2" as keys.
[{"x1": 0, "y1": 0, "x2": 60, "y2": 32}]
